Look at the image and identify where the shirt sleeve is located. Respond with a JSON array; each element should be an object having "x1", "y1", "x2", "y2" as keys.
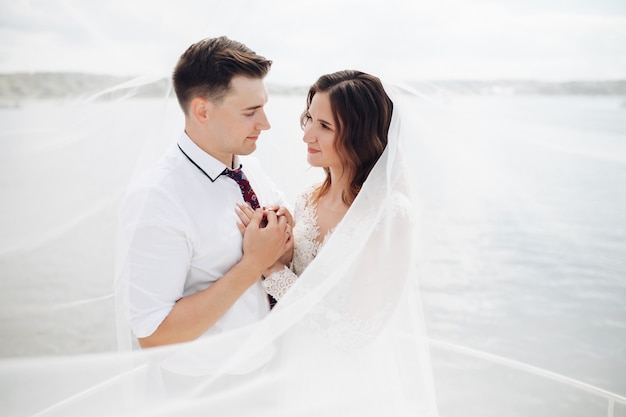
[{"x1": 119, "y1": 185, "x2": 192, "y2": 338}]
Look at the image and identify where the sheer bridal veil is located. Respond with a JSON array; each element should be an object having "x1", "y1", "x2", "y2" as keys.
[
  {"x1": 2, "y1": 78, "x2": 625, "y2": 416},
  {"x1": 1, "y1": 83, "x2": 439, "y2": 416}
]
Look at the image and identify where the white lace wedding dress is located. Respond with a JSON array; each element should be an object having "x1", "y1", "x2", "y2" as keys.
[{"x1": 262, "y1": 186, "x2": 334, "y2": 300}]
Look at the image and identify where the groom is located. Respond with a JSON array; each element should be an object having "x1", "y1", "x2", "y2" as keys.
[{"x1": 118, "y1": 36, "x2": 291, "y2": 349}]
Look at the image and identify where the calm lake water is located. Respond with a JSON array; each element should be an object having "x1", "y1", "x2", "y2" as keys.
[{"x1": 1, "y1": 93, "x2": 625, "y2": 415}]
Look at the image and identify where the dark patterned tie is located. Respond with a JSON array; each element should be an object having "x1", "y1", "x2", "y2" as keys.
[
  {"x1": 224, "y1": 166, "x2": 277, "y2": 309},
  {"x1": 224, "y1": 167, "x2": 260, "y2": 210}
]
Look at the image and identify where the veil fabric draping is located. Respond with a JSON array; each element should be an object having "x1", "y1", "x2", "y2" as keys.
[
  {"x1": 1, "y1": 84, "x2": 440, "y2": 417},
  {"x1": 2, "y1": 78, "x2": 626, "y2": 417}
]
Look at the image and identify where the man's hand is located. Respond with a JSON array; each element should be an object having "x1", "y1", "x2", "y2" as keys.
[
  {"x1": 236, "y1": 203, "x2": 294, "y2": 271},
  {"x1": 241, "y1": 208, "x2": 292, "y2": 274}
]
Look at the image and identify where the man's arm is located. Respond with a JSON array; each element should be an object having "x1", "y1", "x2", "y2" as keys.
[{"x1": 138, "y1": 209, "x2": 290, "y2": 348}]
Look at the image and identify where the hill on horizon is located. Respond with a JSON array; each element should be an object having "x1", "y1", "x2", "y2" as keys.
[{"x1": 0, "y1": 72, "x2": 625, "y2": 101}]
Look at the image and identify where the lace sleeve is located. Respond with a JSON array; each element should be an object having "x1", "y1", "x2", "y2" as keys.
[
  {"x1": 262, "y1": 266, "x2": 298, "y2": 300},
  {"x1": 261, "y1": 187, "x2": 315, "y2": 301}
]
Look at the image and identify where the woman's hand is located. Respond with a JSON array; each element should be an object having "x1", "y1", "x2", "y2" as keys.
[
  {"x1": 269, "y1": 205, "x2": 294, "y2": 232},
  {"x1": 235, "y1": 202, "x2": 255, "y2": 234},
  {"x1": 236, "y1": 203, "x2": 294, "y2": 235},
  {"x1": 236, "y1": 202, "x2": 294, "y2": 270}
]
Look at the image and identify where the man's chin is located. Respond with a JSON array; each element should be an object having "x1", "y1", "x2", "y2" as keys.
[{"x1": 240, "y1": 143, "x2": 257, "y2": 155}]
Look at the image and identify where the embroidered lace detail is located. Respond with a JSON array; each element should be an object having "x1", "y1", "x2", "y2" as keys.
[
  {"x1": 263, "y1": 186, "x2": 335, "y2": 300},
  {"x1": 292, "y1": 187, "x2": 334, "y2": 275},
  {"x1": 264, "y1": 187, "x2": 410, "y2": 350},
  {"x1": 388, "y1": 190, "x2": 414, "y2": 221},
  {"x1": 262, "y1": 266, "x2": 297, "y2": 300},
  {"x1": 287, "y1": 191, "x2": 413, "y2": 351},
  {"x1": 305, "y1": 300, "x2": 394, "y2": 352}
]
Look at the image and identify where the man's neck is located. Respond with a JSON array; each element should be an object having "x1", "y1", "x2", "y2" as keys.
[{"x1": 184, "y1": 129, "x2": 234, "y2": 168}]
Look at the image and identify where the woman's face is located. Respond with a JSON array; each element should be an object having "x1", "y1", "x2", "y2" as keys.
[{"x1": 302, "y1": 92, "x2": 342, "y2": 170}]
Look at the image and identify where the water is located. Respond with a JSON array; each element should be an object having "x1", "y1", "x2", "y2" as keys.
[
  {"x1": 403, "y1": 95, "x2": 626, "y2": 411},
  {"x1": 0, "y1": 94, "x2": 625, "y2": 409}
]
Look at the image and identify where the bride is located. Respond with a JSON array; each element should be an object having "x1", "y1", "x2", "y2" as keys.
[
  {"x1": 228, "y1": 70, "x2": 439, "y2": 415},
  {"x1": 236, "y1": 70, "x2": 394, "y2": 301}
]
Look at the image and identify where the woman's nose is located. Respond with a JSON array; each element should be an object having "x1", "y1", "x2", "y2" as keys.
[{"x1": 302, "y1": 125, "x2": 314, "y2": 143}]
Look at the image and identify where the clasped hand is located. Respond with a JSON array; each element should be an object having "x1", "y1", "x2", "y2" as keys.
[{"x1": 236, "y1": 202, "x2": 294, "y2": 277}]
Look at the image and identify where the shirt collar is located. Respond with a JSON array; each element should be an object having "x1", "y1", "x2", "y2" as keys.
[{"x1": 177, "y1": 132, "x2": 241, "y2": 182}]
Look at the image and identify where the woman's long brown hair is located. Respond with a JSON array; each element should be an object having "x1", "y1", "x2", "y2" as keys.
[{"x1": 301, "y1": 70, "x2": 393, "y2": 206}]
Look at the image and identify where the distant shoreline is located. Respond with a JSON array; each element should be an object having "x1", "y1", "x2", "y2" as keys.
[{"x1": 0, "y1": 72, "x2": 625, "y2": 101}]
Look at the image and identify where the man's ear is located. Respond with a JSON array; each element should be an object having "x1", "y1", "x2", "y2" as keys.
[{"x1": 189, "y1": 96, "x2": 214, "y2": 125}]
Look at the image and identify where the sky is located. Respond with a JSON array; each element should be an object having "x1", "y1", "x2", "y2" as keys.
[{"x1": 1, "y1": 0, "x2": 625, "y2": 85}]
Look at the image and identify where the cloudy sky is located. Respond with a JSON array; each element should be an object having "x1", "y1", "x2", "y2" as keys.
[{"x1": 1, "y1": 0, "x2": 625, "y2": 85}]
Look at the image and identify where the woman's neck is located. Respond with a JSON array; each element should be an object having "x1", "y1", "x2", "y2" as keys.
[
  {"x1": 322, "y1": 168, "x2": 350, "y2": 211},
  {"x1": 314, "y1": 168, "x2": 350, "y2": 242}
]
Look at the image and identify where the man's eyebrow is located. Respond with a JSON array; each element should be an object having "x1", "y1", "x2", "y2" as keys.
[{"x1": 242, "y1": 104, "x2": 263, "y2": 111}]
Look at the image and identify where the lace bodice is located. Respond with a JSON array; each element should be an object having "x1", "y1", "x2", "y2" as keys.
[{"x1": 262, "y1": 187, "x2": 334, "y2": 300}]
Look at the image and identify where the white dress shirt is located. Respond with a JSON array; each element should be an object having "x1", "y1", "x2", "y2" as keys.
[{"x1": 119, "y1": 132, "x2": 286, "y2": 339}]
